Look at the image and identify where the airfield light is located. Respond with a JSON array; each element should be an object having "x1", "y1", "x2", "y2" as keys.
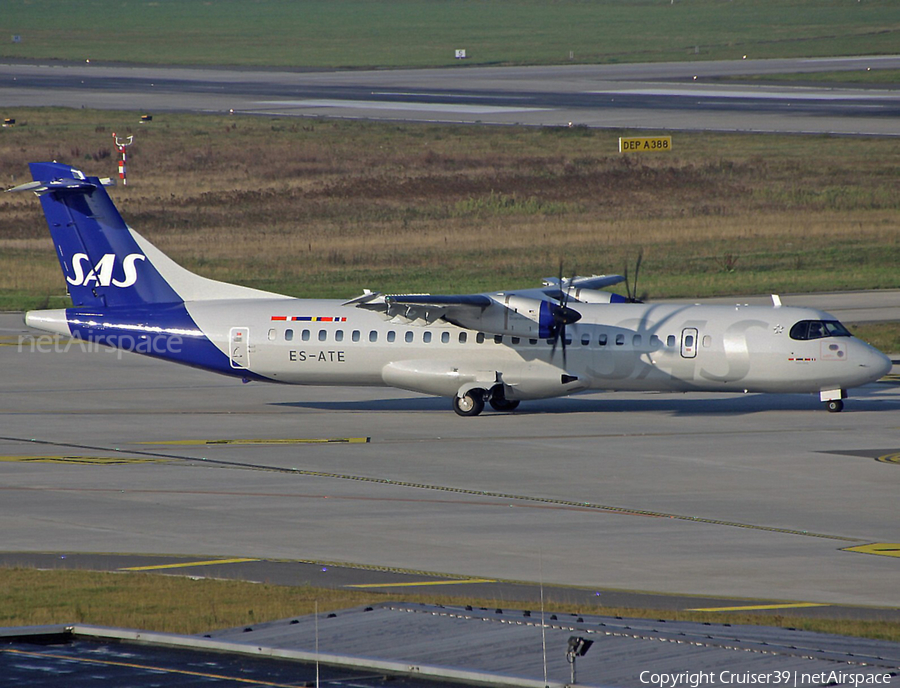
[
  {"x1": 112, "y1": 132, "x2": 134, "y2": 186},
  {"x1": 566, "y1": 635, "x2": 593, "y2": 684}
]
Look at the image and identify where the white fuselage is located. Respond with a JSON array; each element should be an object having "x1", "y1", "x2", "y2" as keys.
[{"x1": 174, "y1": 298, "x2": 889, "y2": 401}]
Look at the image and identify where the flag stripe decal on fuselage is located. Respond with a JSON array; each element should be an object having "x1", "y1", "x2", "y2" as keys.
[{"x1": 271, "y1": 316, "x2": 348, "y2": 322}]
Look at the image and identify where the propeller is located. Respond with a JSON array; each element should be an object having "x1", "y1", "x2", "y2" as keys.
[
  {"x1": 548, "y1": 262, "x2": 582, "y2": 369},
  {"x1": 623, "y1": 249, "x2": 647, "y2": 303}
]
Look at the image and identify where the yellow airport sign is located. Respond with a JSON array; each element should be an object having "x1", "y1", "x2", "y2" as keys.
[{"x1": 619, "y1": 136, "x2": 672, "y2": 153}]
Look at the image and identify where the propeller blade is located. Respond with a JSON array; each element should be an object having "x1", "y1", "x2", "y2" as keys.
[
  {"x1": 634, "y1": 249, "x2": 643, "y2": 294},
  {"x1": 623, "y1": 250, "x2": 646, "y2": 303},
  {"x1": 548, "y1": 262, "x2": 581, "y2": 370},
  {"x1": 623, "y1": 261, "x2": 632, "y2": 302},
  {"x1": 561, "y1": 325, "x2": 567, "y2": 369}
]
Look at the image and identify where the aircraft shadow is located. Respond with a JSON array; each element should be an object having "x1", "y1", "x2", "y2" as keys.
[{"x1": 272, "y1": 393, "x2": 899, "y2": 416}]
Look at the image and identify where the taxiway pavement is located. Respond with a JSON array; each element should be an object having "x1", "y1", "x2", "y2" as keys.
[
  {"x1": 1, "y1": 310, "x2": 898, "y2": 612},
  {"x1": 2, "y1": 56, "x2": 899, "y2": 135}
]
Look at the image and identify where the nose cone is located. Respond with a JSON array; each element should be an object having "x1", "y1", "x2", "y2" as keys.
[
  {"x1": 872, "y1": 348, "x2": 894, "y2": 380},
  {"x1": 857, "y1": 341, "x2": 893, "y2": 384}
]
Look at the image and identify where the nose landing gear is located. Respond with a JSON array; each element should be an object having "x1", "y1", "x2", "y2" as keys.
[
  {"x1": 825, "y1": 399, "x2": 844, "y2": 413},
  {"x1": 821, "y1": 389, "x2": 846, "y2": 413}
]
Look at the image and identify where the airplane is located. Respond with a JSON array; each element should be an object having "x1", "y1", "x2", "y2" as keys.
[{"x1": 10, "y1": 161, "x2": 893, "y2": 416}]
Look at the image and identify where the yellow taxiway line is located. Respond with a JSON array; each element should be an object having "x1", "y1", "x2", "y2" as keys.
[
  {"x1": 120, "y1": 558, "x2": 260, "y2": 571},
  {"x1": 686, "y1": 602, "x2": 829, "y2": 612},
  {"x1": 0, "y1": 455, "x2": 166, "y2": 465},
  {"x1": 348, "y1": 578, "x2": 496, "y2": 589},
  {"x1": 842, "y1": 543, "x2": 900, "y2": 558},
  {"x1": 139, "y1": 437, "x2": 370, "y2": 445}
]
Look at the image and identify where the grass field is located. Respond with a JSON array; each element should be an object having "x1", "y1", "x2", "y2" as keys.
[
  {"x1": 2, "y1": 568, "x2": 899, "y2": 642},
  {"x1": 2, "y1": 109, "x2": 898, "y2": 316},
  {"x1": 2, "y1": 0, "x2": 899, "y2": 68}
]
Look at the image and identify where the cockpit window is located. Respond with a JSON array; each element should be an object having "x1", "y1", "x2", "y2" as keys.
[{"x1": 789, "y1": 320, "x2": 851, "y2": 341}]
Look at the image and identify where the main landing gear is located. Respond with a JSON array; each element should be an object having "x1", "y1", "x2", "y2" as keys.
[
  {"x1": 452, "y1": 387, "x2": 520, "y2": 417},
  {"x1": 452, "y1": 389, "x2": 485, "y2": 417}
]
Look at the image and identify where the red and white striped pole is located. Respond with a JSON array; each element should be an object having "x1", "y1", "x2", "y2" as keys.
[{"x1": 111, "y1": 132, "x2": 134, "y2": 186}]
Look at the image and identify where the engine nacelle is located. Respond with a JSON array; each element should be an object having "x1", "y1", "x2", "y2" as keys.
[
  {"x1": 570, "y1": 288, "x2": 628, "y2": 304},
  {"x1": 445, "y1": 296, "x2": 570, "y2": 339}
]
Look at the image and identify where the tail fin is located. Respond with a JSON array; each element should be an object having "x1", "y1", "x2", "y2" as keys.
[{"x1": 11, "y1": 162, "x2": 285, "y2": 308}]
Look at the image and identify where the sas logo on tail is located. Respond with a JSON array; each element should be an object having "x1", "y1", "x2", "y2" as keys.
[{"x1": 66, "y1": 253, "x2": 145, "y2": 288}]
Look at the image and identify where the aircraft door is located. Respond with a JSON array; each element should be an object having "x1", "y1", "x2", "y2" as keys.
[
  {"x1": 680, "y1": 328, "x2": 698, "y2": 359},
  {"x1": 229, "y1": 327, "x2": 250, "y2": 369}
]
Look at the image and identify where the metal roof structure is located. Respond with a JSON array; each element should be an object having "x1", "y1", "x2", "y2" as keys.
[
  {"x1": 2, "y1": 604, "x2": 898, "y2": 688},
  {"x1": 208, "y1": 603, "x2": 900, "y2": 687}
]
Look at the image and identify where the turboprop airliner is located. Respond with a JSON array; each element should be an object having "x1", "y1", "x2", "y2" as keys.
[{"x1": 11, "y1": 162, "x2": 892, "y2": 416}]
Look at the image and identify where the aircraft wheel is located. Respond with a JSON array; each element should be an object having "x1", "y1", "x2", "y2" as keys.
[
  {"x1": 453, "y1": 389, "x2": 485, "y2": 417},
  {"x1": 489, "y1": 397, "x2": 520, "y2": 412},
  {"x1": 826, "y1": 399, "x2": 844, "y2": 413}
]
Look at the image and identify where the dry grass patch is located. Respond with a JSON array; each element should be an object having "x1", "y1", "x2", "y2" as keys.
[
  {"x1": 2, "y1": 111, "x2": 898, "y2": 304},
  {"x1": 2, "y1": 567, "x2": 899, "y2": 642}
]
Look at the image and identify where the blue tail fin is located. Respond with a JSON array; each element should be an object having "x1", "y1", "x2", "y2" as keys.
[
  {"x1": 20, "y1": 162, "x2": 182, "y2": 308},
  {"x1": 15, "y1": 162, "x2": 286, "y2": 309}
]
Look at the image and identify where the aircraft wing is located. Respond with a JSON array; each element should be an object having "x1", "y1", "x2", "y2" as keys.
[
  {"x1": 540, "y1": 273, "x2": 625, "y2": 298},
  {"x1": 346, "y1": 273, "x2": 627, "y2": 331},
  {"x1": 347, "y1": 292, "x2": 493, "y2": 324},
  {"x1": 386, "y1": 294, "x2": 493, "y2": 308}
]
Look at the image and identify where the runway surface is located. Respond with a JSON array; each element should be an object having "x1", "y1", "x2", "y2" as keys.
[
  {"x1": 2, "y1": 307, "x2": 898, "y2": 613},
  {"x1": 2, "y1": 56, "x2": 899, "y2": 135}
]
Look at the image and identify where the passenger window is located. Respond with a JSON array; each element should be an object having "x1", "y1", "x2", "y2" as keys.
[
  {"x1": 702, "y1": 335, "x2": 711, "y2": 348},
  {"x1": 423, "y1": 331, "x2": 432, "y2": 343},
  {"x1": 476, "y1": 333, "x2": 485, "y2": 344},
  {"x1": 318, "y1": 329, "x2": 327, "y2": 342},
  {"x1": 369, "y1": 330, "x2": 378, "y2": 342},
  {"x1": 441, "y1": 332, "x2": 450, "y2": 344},
  {"x1": 511, "y1": 337, "x2": 520, "y2": 345},
  {"x1": 667, "y1": 335, "x2": 676, "y2": 347},
  {"x1": 285, "y1": 329, "x2": 294, "y2": 342},
  {"x1": 684, "y1": 334, "x2": 695, "y2": 349},
  {"x1": 651, "y1": 335, "x2": 662, "y2": 347},
  {"x1": 494, "y1": 335, "x2": 503, "y2": 344},
  {"x1": 529, "y1": 338, "x2": 537, "y2": 345},
  {"x1": 616, "y1": 334, "x2": 625, "y2": 346},
  {"x1": 598, "y1": 334, "x2": 607, "y2": 346},
  {"x1": 268, "y1": 328, "x2": 276, "y2": 341},
  {"x1": 581, "y1": 334, "x2": 590, "y2": 346},
  {"x1": 301, "y1": 329, "x2": 310, "y2": 342},
  {"x1": 335, "y1": 330, "x2": 344, "y2": 342},
  {"x1": 405, "y1": 331, "x2": 414, "y2": 343},
  {"x1": 459, "y1": 332, "x2": 467, "y2": 344},
  {"x1": 633, "y1": 334, "x2": 642, "y2": 348},
  {"x1": 387, "y1": 331, "x2": 396, "y2": 343},
  {"x1": 352, "y1": 330, "x2": 360, "y2": 342}
]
